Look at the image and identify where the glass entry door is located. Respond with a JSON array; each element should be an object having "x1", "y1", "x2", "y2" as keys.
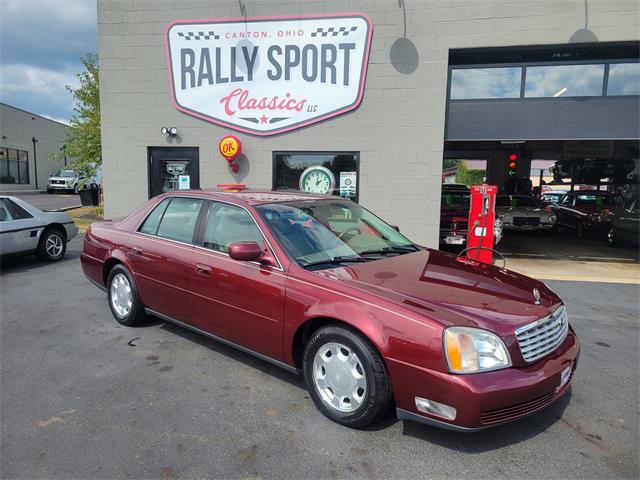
[{"x1": 147, "y1": 147, "x2": 200, "y2": 198}]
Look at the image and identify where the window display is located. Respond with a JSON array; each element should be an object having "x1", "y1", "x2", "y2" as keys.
[{"x1": 273, "y1": 152, "x2": 359, "y2": 201}]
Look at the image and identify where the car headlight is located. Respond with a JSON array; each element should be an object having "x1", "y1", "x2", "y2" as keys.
[
  {"x1": 549, "y1": 215, "x2": 557, "y2": 223},
  {"x1": 444, "y1": 326, "x2": 511, "y2": 374}
]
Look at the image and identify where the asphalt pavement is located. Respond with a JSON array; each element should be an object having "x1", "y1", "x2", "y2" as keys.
[
  {"x1": 1, "y1": 237, "x2": 638, "y2": 479},
  {"x1": 12, "y1": 193, "x2": 81, "y2": 211}
]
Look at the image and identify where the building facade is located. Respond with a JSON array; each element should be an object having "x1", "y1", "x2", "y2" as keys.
[
  {"x1": 97, "y1": 0, "x2": 639, "y2": 246},
  {"x1": 0, "y1": 103, "x2": 70, "y2": 192}
]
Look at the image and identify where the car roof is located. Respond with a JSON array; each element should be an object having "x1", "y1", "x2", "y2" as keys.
[{"x1": 161, "y1": 188, "x2": 339, "y2": 206}]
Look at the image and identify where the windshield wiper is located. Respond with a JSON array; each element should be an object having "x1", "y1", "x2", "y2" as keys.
[
  {"x1": 302, "y1": 256, "x2": 369, "y2": 269},
  {"x1": 359, "y1": 245, "x2": 418, "y2": 256}
]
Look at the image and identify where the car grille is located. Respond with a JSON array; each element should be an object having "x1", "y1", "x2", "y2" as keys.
[
  {"x1": 51, "y1": 180, "x2": 65, "y2": 185},
  {"x1": 515, "y1": 306, "x2": 569, "y2": 363},
  {"x1": 513, "y1": 216, "x2": 539, "y2": 226}
]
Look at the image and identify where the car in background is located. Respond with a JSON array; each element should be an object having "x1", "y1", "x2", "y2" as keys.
[
  {"x1": 539, "y1": 190, "x2": 567, "y2": 208},
  {"x1": 553, "y1": 191, "x2": 617, "y2": 238},
  {"x1": 606, "y1": 195, "x2": 639, "y2": 247},
  {"x1": 82, "y1": 189, "x2": 578, "y2": 431},
  {"x1": 439, "y1": 184, "x2": 502, "y2": 247},
  {"x1": 47, "y1": 170, "x2": 82, "y2": 194},
  {"x1": 496, "y1": 195, "x2": 556, "y2": 232},
  {"x1": 0, "y1": 196, "x2": 78, "y2": 261}
]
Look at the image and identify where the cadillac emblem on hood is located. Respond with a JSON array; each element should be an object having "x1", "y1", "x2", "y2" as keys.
[{"x1": 533, "y1": 288, "x2": 541, "y2": 305}]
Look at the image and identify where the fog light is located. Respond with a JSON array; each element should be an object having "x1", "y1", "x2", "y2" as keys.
[{"x1": 415, "y1": 397, "x2": 457, "y2": 421}]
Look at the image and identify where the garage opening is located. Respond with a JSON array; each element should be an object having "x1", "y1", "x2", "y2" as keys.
[{"x1": 440, "y1": 43, "x2": 639, "y2": 282}]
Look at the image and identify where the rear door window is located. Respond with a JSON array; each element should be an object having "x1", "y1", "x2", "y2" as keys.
[
  {"x1": 0, "y1": 199, "x2": 14, "y2": 221},
  {"x1": 155, "y1": 197, "x2": 203, "y2": 244}
]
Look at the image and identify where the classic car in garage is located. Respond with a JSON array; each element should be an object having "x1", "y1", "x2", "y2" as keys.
[
  {"x1": 606, "y1": 194, "x2": 639, "y2": 247},
  {"x1": 496, "y1": 195, "x2": 556, "y2": 232},
  {"x1": 81, "y1": 189, "x2": 579, "y2": 431},
  {"x1": 552, "y1": 191, "x2": 617, "y2": 238}
]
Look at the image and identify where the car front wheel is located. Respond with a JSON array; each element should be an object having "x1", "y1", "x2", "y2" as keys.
[
  {"x1": 107, "y1": 265, "x2": 146, "y2": 326},
  {"x1": 303, "y1": 325, "x2": 392, "y2": 428},
  {"x1": 607, "y1": 226, "x2": 617, "y2": 247},
  {"x1": 37, "y1": 228, "x2": 66, "y2": 261}
]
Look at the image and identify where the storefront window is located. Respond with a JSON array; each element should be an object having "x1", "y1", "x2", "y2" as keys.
[
  {"x1": 273, "y1": 152, "x2": 360, "y2": 202},
  {"x1": 524, "y1": 64, "x2": 605, "y2": 97},
  {"x1": 0, "y1": 148, "x2": 29, "y2": 184},
  {"x1": 449, "y1": 67, "x2": 522, "y2": 99},
  {"x1": 607, "y1": 63, "x2": 640, "y2": 96}
]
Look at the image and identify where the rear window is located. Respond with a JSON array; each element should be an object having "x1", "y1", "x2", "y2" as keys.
[{"x1": 139, "y1": 198, "x2": 171, "y2": 235}]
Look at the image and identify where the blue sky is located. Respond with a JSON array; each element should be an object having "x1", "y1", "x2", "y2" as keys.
[{"x1": 0, "y1": 0, "x2": 97, "y2": 124}]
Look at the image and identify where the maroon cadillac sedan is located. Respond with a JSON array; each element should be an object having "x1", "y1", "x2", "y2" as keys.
[{"x1": 81, "y1": 189, "x2": 579, "y2": 431}]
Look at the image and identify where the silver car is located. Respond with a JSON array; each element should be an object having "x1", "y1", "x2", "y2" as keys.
[
  {"x1": 0, "y1": 196, "x2": 78, "y2": 261},
  {"x1": 47, "y1": 170, "x2": 81, "y2": 194},
  {"x1": 496, "y1": 195, "x2": 556, "y2": 232}
]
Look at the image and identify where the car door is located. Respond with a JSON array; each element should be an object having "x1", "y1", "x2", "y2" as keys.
[
  {"x1": 0, "y1": 198, "x2": 41, "y2": 255},
  {"x1": 554, "y1": 194, "x2": 575, "y2": 227},
  {"x1": 128, "y1": 196, "x2": 204, "y2": 323},
  {"x1": 189, "y1": 201, "x2": 286, "y2": 360}
]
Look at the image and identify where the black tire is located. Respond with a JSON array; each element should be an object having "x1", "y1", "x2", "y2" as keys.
[
  {"x1": 36, "y1": 228, "x2": 66, "y2": 262},
  {"x1": 576, "y1": 221, "x2": 585, "y2": 238},
  {"x1": 607, "y1": 226, "x2": 617, "y2": 247},
  {"x1": 46, "y1": 188, "x2": 53, "y2": 194},
  {"x1": 302, "y1": 324, "x2": 392, "y2": 429},
  {"x1": 106, "y1": 264, "x2": 146, "y2": 326}
]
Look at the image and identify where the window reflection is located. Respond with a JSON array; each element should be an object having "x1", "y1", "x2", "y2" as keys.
[
  {"x1": 450, "y1": 67, "x2": 522, "y2": 99},
  {"x1": 525, "y1": 64, "x2": 605, "y2": 97},
  {"x1": 607, "y1": 63, "x2": 640, "y2": 96}
]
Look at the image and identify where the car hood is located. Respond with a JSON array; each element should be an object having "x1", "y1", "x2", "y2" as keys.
[
  {"x1": 314, "y1": 249, "x2": 560, "y2": 336},
  {"x1": 48, "y1": 176, "x2": 76, "y2": 181}
]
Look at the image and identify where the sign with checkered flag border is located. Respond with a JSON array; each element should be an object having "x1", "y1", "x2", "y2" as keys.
[{"x1": 165, "y1": 13, "x2": 372, "y2": 136}]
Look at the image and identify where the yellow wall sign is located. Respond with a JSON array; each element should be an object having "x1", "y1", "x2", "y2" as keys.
[{"x1": 218, "y1": 135, "x2": 242, "y2": 161}]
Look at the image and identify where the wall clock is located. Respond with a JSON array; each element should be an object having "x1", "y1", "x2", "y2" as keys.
[{"x1": 299, "y1": 166, "x2": 336, "y2": 195}]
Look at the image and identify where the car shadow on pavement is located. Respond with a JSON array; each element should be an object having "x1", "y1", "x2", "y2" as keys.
[
  {"x1": 0, "y1": 248, "x2": 82, "y2": 276},
  {"x1": 158, "y1": 320, "x2": 306, "y2": 389},
  {"x1": 400, "y1": 389, "x2": 572, "y2": 451}
]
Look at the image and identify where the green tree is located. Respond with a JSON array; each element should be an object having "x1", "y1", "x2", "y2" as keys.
[
  {"x1": 455, "y1": 160, "x2": 469, "y2": 185},
  {"x1": 53, "y1": 53, "x2": 101, "y2": 178}
]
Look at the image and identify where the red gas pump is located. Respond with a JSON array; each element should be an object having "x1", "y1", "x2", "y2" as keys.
[{"x1": 466, "y1": 185, "x2": 497, "y2": 264}]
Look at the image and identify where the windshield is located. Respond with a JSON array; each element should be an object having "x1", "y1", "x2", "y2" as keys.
[
  {"x1": 441, "y1": 192, "x2": 470, "y2": 209},
  {"x1": 255, "y1": 200, "x2": 415, "y2": 268},
  {"x1": 496, "y1": 195, "x2": 537, "y2": 207},
  {"x1": 54, "y1": 170, "x2": 76, "y2": 178}
]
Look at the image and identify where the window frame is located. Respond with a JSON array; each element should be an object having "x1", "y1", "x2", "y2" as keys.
[
  {"x1": 135, "y1": 196, "x2": 205, "y2": 246},
  {"x1": 447, "y1": 58, "x2": 640, "y2": 102},
  {"x1": 4, "y1": 199, "x2": 33, "y2": 219},
  {"x1": 0, "y1": 147, "x2": 29, "y2": 185},
  {"x1": 271, "y1": 151, "x2": 361, "y2": 202},
  {"x1": 449, "y1": 66, "x2": 523, "y2": 100}
]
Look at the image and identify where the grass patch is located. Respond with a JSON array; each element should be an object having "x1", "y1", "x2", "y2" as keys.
[{"x1": 67, "y1": 206, "x2": 104, "y2": 233}]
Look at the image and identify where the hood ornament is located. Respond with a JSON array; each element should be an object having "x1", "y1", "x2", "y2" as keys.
[{"x1": 533, "y1": 288, "x2": 541, "y2": 305}]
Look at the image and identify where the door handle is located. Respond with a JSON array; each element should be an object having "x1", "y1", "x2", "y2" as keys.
[
  {"x1": 132, "y1": 246, "x2": 144, "y2": 255},
  {"x1": 195, "y1": 264, "x2": 211, "y2": 276}
]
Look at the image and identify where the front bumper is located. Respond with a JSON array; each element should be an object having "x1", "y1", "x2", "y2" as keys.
[
  {"x1": 389, "y1": 328, "x2": 580, "y2": 431},
  {"x1": 48, "y1": 183, "x2": 73, "y2": 190},
  {"x1": 503, "y1": 223, "x2": 555, "y2": 231}
]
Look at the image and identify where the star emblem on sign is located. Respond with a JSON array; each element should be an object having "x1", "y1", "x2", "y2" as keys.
[{"x1": 259, "y1": 114, "x2": 269, "y2": 124}]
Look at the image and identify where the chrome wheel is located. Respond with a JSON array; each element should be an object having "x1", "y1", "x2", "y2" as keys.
[
  {"x1": 110, "y1": 273, "x2": 133, "y2": 318},
  {"x1": 45, "y1": 233, "x2": 64, "y2": 258},
  {"x1": 312, "y1": 342, "x2": 367, "y2": 413}
]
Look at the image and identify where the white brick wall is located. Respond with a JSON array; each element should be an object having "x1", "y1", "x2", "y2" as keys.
[
  {"x1": 98, "y1": 0, "x2": 639, "y2": 246},
  {"x1": 0, "y1": 103, "x2": 69, "y2": 191}
]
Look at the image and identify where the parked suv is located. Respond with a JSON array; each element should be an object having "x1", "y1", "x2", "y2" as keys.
[{"x1": 47, "y1": 170, "x2": 82, "y2": 194}]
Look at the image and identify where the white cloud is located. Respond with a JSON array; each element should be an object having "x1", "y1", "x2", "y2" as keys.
[{"x1": 41, "y1": 114, "x2": 71, "y2": 125}]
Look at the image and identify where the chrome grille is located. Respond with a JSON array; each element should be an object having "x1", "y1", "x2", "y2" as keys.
[{"x1": 515, "y1": 305, "x2": 569, "y2": 363}]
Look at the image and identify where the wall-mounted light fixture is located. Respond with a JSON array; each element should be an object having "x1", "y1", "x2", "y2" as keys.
[{"x1": 161, "y1": 126, "x2": 178, "y2": 137}]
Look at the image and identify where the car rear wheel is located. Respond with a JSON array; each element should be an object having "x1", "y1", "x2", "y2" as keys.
[
  {"x1": 37, "y1": 228, "x2": 66, "y2": 261},
  {"x1": 302, "y1": 325, "x2": 392, "y2": 429},
  {"x1": 107, "y1": 265, "x2": 146, "y2": 326}
]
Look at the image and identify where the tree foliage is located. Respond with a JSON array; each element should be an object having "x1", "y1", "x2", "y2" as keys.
[
  {"x1": 54, "y1": 53, "x2": 101, "y2": 178},
  {"x1": 454, "y1": 160, "x2": 485, "y2": 185}
]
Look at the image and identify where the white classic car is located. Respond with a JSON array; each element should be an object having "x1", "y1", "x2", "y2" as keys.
[
  {"x1": 496, "y1": 195, "x2": 556, "y2": 232},
  {"x1": 0, "y1": 196, "x2": 78, "y2": 261}
]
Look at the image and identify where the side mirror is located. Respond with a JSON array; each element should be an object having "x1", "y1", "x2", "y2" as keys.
[{"x1": 228, "y1": 242, "x2": 262, "y2": 262}]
